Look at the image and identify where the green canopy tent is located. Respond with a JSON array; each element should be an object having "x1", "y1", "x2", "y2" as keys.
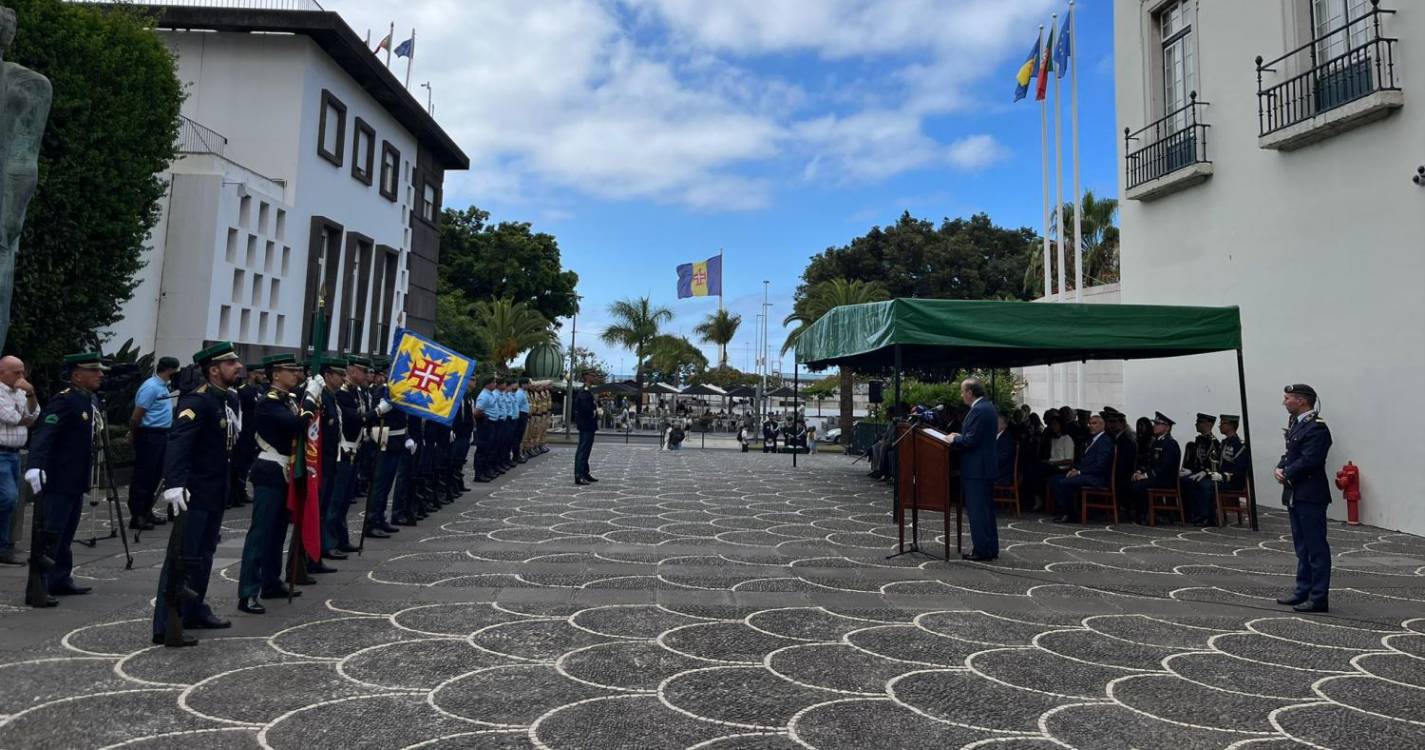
[{"x1": 792, "y1": 298, "x2": 1258, "y2": 528}]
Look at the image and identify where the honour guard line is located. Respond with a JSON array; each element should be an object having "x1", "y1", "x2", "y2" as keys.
[{"x1": 20, "y1": 302, "x2": 554, "y2": 646}]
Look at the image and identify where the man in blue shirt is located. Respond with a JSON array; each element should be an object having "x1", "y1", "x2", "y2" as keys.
[
  {"x1": 472, "y1": 378, "x2": 497, "y2": 481},
  {"x1": 128, "y1": 357, "x2": 180, "y2": 530},
  {"x1": 514, "y1": 377, "x2": 532, "y2": 464}
]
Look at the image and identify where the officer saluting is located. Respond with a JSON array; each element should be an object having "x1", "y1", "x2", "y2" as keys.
[
  {"x1": 236, "y1": 354, "x2": 316, "y2": 614},
  {"x1": 1275, "y1": 383, "x2": 1334, "y2": 614},
  {"x1": 23, "y1": 352, "x2": 108, "y2": 607},
  {"x1": 152, "y1": 342, "x2": 243, "y2": 646}
]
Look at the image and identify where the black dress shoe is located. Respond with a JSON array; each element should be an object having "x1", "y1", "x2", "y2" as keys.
[
  {"x1": 149, "y1": 514, "x2": 167, "y2": 526},
  {"x1": 962, "y1": 553, "x2": 997, "y2": 562},
  {"x1": 392, "y1": 515, "x2": 417, "y2": 527},
  {"x1": 1276, "y1": 593, "x2": 1309, "y2": 606},
  {"x1": 575, "y1": 480, "x2": 590, "y2": 486},
  {"x1": 185, "y1": 613, "x2": 232, "y2": 629},
  {"x1": 1052, "y1": 515, "x2": 1079, "y2": 524},
  {"x1": 262, "y1": 588, "x2": 301, "y2": 599},
  {"x1": 338, "y1": 543, "x2": 361, "y2": 553},
  {"x1": 583, "y1": 476, "x2": 599, "y2": 483},
  {"x1": 363, "y1": 528, "x2": 391, "y2": 539},
  {"x1": 51, "y1": 584, "x2": 92, "y2": 596},
  {"x1": 323, "y1": 550, "x2": 348, "y2": 561},
  {"x1": 291, "y1": 574, "x2": 319, "y2": 585},
  {"x1": 153, "y1": 633, "x2": 199, "y2": 647},
  {"x1": 380, "y1": 523, "x2": 400, "y2": 534},
  {"x1": 1293, "y1": 599, "x2": 1329, "y2": 613},
  {"x1": 238, "y1": 597, "x2": 266, "y2": 614},
  {"x1": 31, "y1": 595, "x2": 58, "y2": 608},
  {"x1": 309, "y1": 561, "x2": 338, "y2": 573}
]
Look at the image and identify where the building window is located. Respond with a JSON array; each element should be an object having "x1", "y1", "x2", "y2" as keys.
[
  {"x1": 317, "y1": 89, "x2": 347, "y2": 167},
  {"x1": 352, "y1": 117, "x2": 375, "y2": 185},
  {"x1": 421, "y1": 181, "x2": 438, "y2": 223},
  {"x1": 1158, "y1": 0, "x2": 1196, "y2": 131},
  {"x1": 379, "y1": 141, "x2": 400, "y2": 202}
]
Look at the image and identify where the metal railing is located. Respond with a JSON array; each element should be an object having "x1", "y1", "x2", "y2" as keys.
[
  {"x1": 176, "y1": 115, "x2": 228, "y2": 156},
  {"x1": 1256, "y1": 1, "x2": 1398, "y2": 137},
  {"x1": 1125, "y1": 92, "x2": 1210, "y2": 190},
  {"x1": 77, "y1": 0, "x2": 325, "y2": 9}
]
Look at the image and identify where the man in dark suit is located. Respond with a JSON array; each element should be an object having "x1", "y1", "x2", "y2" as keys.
[
  {"x1": 1051, "y1": 412, "x2": 1113, "y2": 523},
  {"x1": 1130, "y1": 412, "x2": 1183, "y2": 524},
  {"x1": 572, "y1": 369, "x2": 599, "y2": 485},
  {"x1": 1275, "y1": 384, "x2": 1334, "y2": 613},
  {"x1": 995, "y1": 412, "x2": 1016, "y2": 488},
  {"x1": 948, "y1": 378, "x2": 998, "y2": 561}
]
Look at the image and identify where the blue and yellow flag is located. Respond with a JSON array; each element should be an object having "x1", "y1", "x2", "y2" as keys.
[
  {"x1": 676, "y1": 254, "x2": 723, "y2": 299},
  {"x1": 1014, "y1": 32, "x2": 1042, "y2": 102},
  {"x1": 387, "y1": 328, "x2": 476, "y2": 426}
]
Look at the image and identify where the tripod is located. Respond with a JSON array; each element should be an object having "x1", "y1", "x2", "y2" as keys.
[{"x1": 78, "y1": 423, "x2": 134, "y2": 569}]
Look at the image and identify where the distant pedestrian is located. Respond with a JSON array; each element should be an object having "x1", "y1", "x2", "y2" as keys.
[
  {"x1": 128, "y1": 356, "x2": 180, "y2": 530},
  {"x1": 0, "y1": 355, "x2": 40, "y2": 565},
  {"x1": 573, "y1": 370, "x2": 599, "y2": 485},
  {"x1": 1275, "y1": 384, "x2": 1333, "y2": 614}
]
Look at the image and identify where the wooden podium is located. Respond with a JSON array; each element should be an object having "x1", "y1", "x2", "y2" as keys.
[{"x1": 892, "y1": 423, "x2": 961, "y2": 560}]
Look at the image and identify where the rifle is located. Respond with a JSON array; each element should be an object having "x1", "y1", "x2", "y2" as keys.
[
  {"x1": 161, "y1": 489, "x2": 198, "y2": 647},
  {"x1": 24, "y1": 484, "x2": 54, "y2": 607}
]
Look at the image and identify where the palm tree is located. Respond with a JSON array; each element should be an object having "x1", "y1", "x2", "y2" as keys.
[
  {"x1": 1022, "y1": 190, "x2": 1120, "y2": 296},
  {"x1": 600, "y1": 296, "x2": 673, "y2": 412},
  {"x1": 693, "y1": 309, "x2": 742, "y2": 368},
  {"x1": 647, "y1": 334, "x2": 708, "y2": 387},
  {"x1": 781, "y1": 278, "x2": 890, "y2": 432},
  {"x1": 472, "y1": 297, "x2": 554, "y2": 372}
]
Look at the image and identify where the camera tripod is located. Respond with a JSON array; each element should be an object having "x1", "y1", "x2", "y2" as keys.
[{"x1": 76, "y1": 421, "x2": 134, "y2": 570}]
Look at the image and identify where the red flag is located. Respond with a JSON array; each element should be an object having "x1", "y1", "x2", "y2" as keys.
[
  {"x1": 1035, "y1": 27, "x2": 1055, "y2": 101},
  {"x1": 287, "y1": 415, "x2": 323, "y2": 561}
]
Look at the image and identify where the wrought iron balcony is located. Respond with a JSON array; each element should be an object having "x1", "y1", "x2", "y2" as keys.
[
  {"x1": 1125, "y1": 92, "x2": 1210, "y2": 192},
  {"x1": 176, "y1": 115, "x2": 228, "y2": 157},
  {"x1": 1256, "y1": 1, "x2": 1398, "y2": 138}
]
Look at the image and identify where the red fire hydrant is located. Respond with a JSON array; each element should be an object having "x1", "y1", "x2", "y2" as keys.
[{"x1": 1335, "y1": 462, "x2": 1361, "y2": 525}]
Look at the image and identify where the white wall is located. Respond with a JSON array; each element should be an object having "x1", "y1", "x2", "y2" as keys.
[
  {"x1": 1115, "y1": 0, "x2": 1425, "y2": 534},
  {"x1": 1016, "y1": 284, "x2": 1125, "y2": 415}
]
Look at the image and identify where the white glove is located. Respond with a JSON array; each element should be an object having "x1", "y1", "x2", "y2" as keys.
[
  {"x1": 1178, "y1": 468, "x2": 1192, "y2": 477},
  {"x1": 304, "y1": 377, "x2": 323, "y2": 403},
  {"x1": 1209, "y1": 472, "x2": 1224, "y2": 482},
  {"x1": 405, "y1": 438, "x2": 417, "y2": 454},
  {"x1": 377, "y1": 399, "x2": 393, "y2": 416},
  {"x1": 1189, "y1": 472, "x2": 1206, "y2": 482},
  {"x1": 24, "y1": 468, "x2": 44, "y2": 494},
  {"x1": 163, "y1": 487, "x2": 190, "y2": 514}
]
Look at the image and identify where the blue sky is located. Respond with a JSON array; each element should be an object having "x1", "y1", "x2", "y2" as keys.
[{"x1": 334, "y1": 0, "x2": 1120, "y2": 375}]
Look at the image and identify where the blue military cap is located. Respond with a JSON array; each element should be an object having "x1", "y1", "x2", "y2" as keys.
[{"x1": 1153, "y1": 411, "x2": 1175, "y2": 426}]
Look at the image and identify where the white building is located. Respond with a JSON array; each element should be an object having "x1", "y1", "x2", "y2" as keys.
[
  {"x1": 1016, "y1": 284, "x2": 1125, "y2": 415},
  {"x1": 1115, "y1": 0, "x2": 1423, "y2": 533},
  {"x1": 107, "y1": 2, "x2": 468, "y2": 362}
]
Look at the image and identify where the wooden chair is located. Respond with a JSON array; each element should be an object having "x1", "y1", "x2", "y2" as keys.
[
  {"x1": 1080, "y1": 449, "x2": 1120, "y2": 525},
  {"x1": 1147, "y1": 485, "x2": 1187, "y2": 526},
  {"x1": 1216, "y1": 483, "x2": 1251, "y2": 526},
  {"x1": 993, "y1": 446, "x2": 1022, "y2": 516}
]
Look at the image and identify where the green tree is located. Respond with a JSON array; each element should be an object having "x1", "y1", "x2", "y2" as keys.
[
  {"x1": 439, "y1": 206, "x2": 579, "y2": 323},
  {"x1": 688, "y1": 365, "x2": 758, "y2": 390},
  {"x1": 646, "y1": 334, "x2": 708, "y2": 386},
  {"x1": 1022, "y1": 190, "x2": 1120, "y2": 296},
  {"x1": 781, "y1": 278, "x2": 889, "y2": 432},
  {"x1": 5, "y1": 0, "x2": 181, "y2": 380},
  {"x1": 434, "y1": 288, "x2": 490, "y2": 365},
  {"x1": 599, "y1": 296, "x2": 672, "y2": 411},
  {"x1": 692, "y1": 309, "x2": 741, "y2": 368},
  {"x1": 471, "y1": 298, "x2": 554, "y2": 373},
  {"x1": 567, "y1": 346, "x2": 609, "y2": 379}
]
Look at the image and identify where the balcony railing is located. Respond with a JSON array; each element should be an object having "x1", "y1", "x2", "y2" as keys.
[
  {"x1": 1256, "y1": 1, "x2": 1398, "y2": 137},
  {"x1": 176, "y1": 115, "x2": 228, "y2": 157},
  {"x1": 1125, "y1": 92, "x2": 1210, "y2": 190}
]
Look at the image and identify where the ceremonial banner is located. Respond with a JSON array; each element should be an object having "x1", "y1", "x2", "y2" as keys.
[
  {"x1": 676, "y1": 254, "x2": 722, "y2": 299},
  {"x1": 286, "y1": 418, "x2": 322, "y2": 559},
  {"x1": 387, "y1": 328, "x2": 476, "y2": 426}
]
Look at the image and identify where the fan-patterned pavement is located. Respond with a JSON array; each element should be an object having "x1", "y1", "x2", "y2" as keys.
[{"x1": 1, "y1": 444, "x2": 1423, "y2": 749}]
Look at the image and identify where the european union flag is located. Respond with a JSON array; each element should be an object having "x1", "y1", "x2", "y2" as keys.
[
  {"x1": 1053, "y1": 11, "x2": 1071, "y2": 80},
  {"x1": 387, "y1": 328, "x2": 476, "y2": 425},
  {"x1": 676, "y1": 254, "x2": 723, "y2": 299},
  {"x1": 395, "y1": 37, "x2": 415, "y2": 59}
]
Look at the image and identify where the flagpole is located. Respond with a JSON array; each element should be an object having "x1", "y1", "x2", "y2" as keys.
[
  {"x1": 386, "y1": 22, "x2": 394, "y2": 67},
  {"x1": 1054, "y1": 12, "x2": 1067, "y2": 407},
  {"x1": 718, "y1": 249, "x2": 724, "y2": 314},
  {"x1": 1037, "y1": 24, "x2": 1054, "y2": 409},
  {"x1": 1070, "y1": 1, "x2": 1085, "y2": 406},
  {"x1": 405, "y1": 28, "x2": 415, "y2": 89}
]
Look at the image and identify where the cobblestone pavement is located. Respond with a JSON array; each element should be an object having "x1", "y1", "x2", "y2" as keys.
[{"x1": 1, "y1": 445, "x2": 1423, "y2": 749}]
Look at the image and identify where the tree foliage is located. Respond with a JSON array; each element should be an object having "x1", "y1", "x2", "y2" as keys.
[
  {"x1": 646, "y1": 334, "x2": 707, "y2": 386},
  {"x1": 435, "y1": 288, "x2": 491, "y2": 366},
  {"x1": 438, "y1": 206, "x2": 580, "y2": 324},
  {"x1": 799, "y1": 212, "x2": 1036, "y2": 305},
  {"x1": 693, "y1": 309, "x2": 741, "y2": 368},
  {"x1": 599, "y1": 296, "x2": 673, "y2": 404},
  {"x1": 5, "y1": 0, "x2": 181, "y2": 377},
  {"x1": 471, "y1": 297, "x2": 554, "y2": 372},
  {"x1": 1022, "y1": 190, "x2": 1120, "y2": 296},
  {"x1": 780, "y1": 278, "x2": 889, "y2": 432},
  {"x1": 688, "y1": 365, "x2": 758, "y2": 390}
]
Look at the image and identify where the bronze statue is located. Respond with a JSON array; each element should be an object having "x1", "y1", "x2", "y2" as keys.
[{"x1": 0, "y1": 6, "x2": 52, "y2": 352}]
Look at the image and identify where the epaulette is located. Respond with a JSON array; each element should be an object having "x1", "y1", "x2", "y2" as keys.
[
  {"x1": 265, "y1": 390, "x2": 284, "y2": 400},
  {"x1": 196, "y1": 384, "x2": 209, "y2": 393},
  {"x1": 57, "y1": 388, "x2": 71, "y2": 395}
]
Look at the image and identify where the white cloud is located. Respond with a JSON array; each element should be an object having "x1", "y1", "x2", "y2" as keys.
[
  {"x1": 946, "y1": 134, "x2": 1009, "y2": 170},
  {"x1": 327, "y1": 0, "x2": 1053, "y2": 210}
]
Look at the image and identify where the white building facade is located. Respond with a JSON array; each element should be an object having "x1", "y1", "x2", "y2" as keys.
[
  {"x1": 1115, "y1": 0, "x2": 1424, "y2": 534},
  {"x1": 1015, "y1": 284, "x2": 1126, "y2": 416},
  {"x1": 108, "y1": 4, "x2": 467, "y2": 362}
]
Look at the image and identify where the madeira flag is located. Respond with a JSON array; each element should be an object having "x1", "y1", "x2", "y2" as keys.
[
  {"x1": 387, "y1": 328, "x2": 477, "y2": 425},
  {"x1": 676, "y1": 254, "x2": 723, "y2": 299},
  {"x1": 1013, "y1": 32, "x2": 1042, "y2": 102}
]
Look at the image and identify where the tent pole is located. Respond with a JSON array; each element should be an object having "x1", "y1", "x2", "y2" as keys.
[
  {"x1": 1236, "y1": 347, "x2": 1258, "y2": 531},
  {"x1": 892, "y1": 345, "x2": 903, "y2": 518},
  {"x1": 793, "y1": 351, "x2": 799, "y2": 468}
]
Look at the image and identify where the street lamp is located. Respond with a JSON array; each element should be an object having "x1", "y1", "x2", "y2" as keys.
[{"x1": 563, "y1": 292, "x2": 582, "y2": 437}]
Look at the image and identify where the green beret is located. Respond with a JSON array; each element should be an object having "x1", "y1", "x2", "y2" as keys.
[
  {"x1": 63, "y1": 352, "x2": 108, "y2": 371},
  {"x1": 194, "y1": 341, "x2": 239, "y2": 365}
]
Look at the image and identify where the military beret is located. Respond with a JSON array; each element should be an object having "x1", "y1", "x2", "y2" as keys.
[
  {"x1": 1153, "y1": 411, "x2": 1175, "y2": 426},
  {"x1": 63, "y1": 352, "x2": 109, "y2": 371},
  {"x1": 193, "y1": 341, "x2": 239, "y2": 366},
  {"x1": 1284, "y1": 383, "x2": 1317, "y2": 403},
  {"x1": 1195, "y1": 413, "x2": 1216, "y2": 424}
]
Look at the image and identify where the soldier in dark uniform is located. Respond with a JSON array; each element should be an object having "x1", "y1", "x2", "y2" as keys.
[
  {"x1": 448, "y1": 381, "x2": 476, "y2": 494},
  {"x1": 23, "y1": 352, "x2": 107, "y2": 606},
  {"x1": 314, "y1": 358, "x2": 348, "y2": 568},
  {"x1": 323, "y1": 358, "x2": 365, "y2": 558},
  {"x1": 761, "y1": 415, "x2": 778, "y2": 453},
  {"x1": 572, "y1": 369, "x2": 599, "y2": 485},
  {"x1": 351, "y1": 358, "x2": 375, "y2": 498},
  {"x1": 1185, "y1": 414, "x2": 1250, "y2": 526},
  {"x1": 236, "y1": 354, "x2": 313, "y2": 614},
  {"x1": 152, "y1": 341, "x2": 244, "y2": 645},
  {"x1": 228, "y1": 364, "x2": 265, "y2": 509},
  {"x1": 1275, "y1": 384, "x2": 1333, "y2": 613},
  {"x1": 1180, "y1": 413, "x2": 1222, "y2": 489},
  {"x1": 366, "y1": 357, "x2": 412, "y2": 530},
  {"x1": 1129, "y1": 412, "x2": 1183, "y2": 524},
  {"x1": 423, "y1": 415, "x2": 453, "y2": 506},
  {"x1": 406, "y1": 415, "x2": 430, "y2": 520}
]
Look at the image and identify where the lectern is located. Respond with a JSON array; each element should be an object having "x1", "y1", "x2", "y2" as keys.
[{"x1": 891, "y1": 423, "x2": 961, "y2": 560}]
